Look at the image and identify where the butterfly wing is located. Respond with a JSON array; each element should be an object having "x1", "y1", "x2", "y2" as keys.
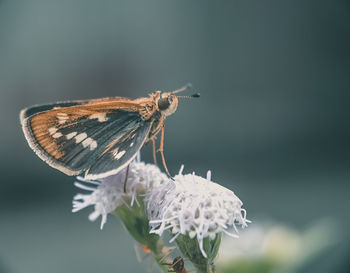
[
  {"x1": 20, "y1": 101, "x2": 85, "y2": 122},
  {"x1": 20, "y1": 97, "x2": 133, "y2": 122},
  {"x1": 84, "y1": 114, "x2": 152, "y2": 179},
  {"x1": 21, "y1": 98, "x2": 154, "y2": 179}
]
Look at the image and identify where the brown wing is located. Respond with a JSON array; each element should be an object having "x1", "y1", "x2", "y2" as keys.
[{"x1": 20, "y1": 95, "x2": 157, "y2": 176}]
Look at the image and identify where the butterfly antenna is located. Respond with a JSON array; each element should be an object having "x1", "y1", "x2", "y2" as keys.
[
  {"x1": 177, "y1": 93, "x2": 200, "y2": 99},
  {"x1": 172, "y1": 83, "x2": 193, "y2": 94}
]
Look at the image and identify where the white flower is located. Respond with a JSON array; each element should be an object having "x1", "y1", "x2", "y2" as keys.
[
  {"x1": 147, "y1": 165, "x2": 249, "y2": 258},
  {"x1": 72, "y1": 156, "x2": 168, "y2": 229},
  {"x1": 217, "y1": 221, "x2": 337, "y2": 270}
]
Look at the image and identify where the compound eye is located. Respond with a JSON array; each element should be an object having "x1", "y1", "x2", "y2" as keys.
[{"x1": 158, "y1": 97, "x2": 170, "y2": 110}]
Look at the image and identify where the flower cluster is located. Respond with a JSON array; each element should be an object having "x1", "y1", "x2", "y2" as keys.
[
  {"x1": 147, "y1": 166, "x2": 249, "y2": 257},
  {"x1": 72, "y1": 156, "x2": 168, "y2": 229},
  {"x1": 72, "y1": 159, "x2": 249, "y2": 272}
]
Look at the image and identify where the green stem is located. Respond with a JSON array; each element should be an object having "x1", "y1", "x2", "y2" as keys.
[
  {"x1": 175, "y1": 233, "x2": 222, "y2": 273},
  {"x1": 112, "y1": 198, "x2": 170, "y2": 273}
]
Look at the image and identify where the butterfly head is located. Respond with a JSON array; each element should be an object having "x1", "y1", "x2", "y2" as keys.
[
  {"x1": 158, "y1": 92, "x2": 179, "y2": 117},
  {"x1": 157, "y1": 84, "x2": 200, "y2": 117}
]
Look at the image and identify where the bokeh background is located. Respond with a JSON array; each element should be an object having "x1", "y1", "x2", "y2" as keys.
[{"x1": 1, "y1": 1, "x2": 349, "y2": 273}]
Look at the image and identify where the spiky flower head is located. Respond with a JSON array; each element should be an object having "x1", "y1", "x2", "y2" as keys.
[
  {"x1": 147, "y1": 166, "x2": 249, "y2": 258},
  {"x1": 72, "y1": 156, "x2": 168, "y2": 229}
]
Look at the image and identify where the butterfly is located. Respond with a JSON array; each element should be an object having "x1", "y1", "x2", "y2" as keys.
[{"x1": 20, "y1": 84, "x2": 199, "y2": 180}]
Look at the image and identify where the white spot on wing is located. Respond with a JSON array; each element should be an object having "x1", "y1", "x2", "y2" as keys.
[
  {"x1": 75, "y1": 133, "x2": 87, "y2": 143},
  {"x1": 129, "y1": 142, "x2": 134, "y2": 147},
  {"x1": 57, "y1": 113, "x2": 69, "y2": 124},
  {"x1": 81, "y1": 137, "x2": 98, "y2": 150},
  {"x1": 52, "y1": 132, "x2": 63, "y2": 138},
  {"x1": 90, "y1": 140, "x2": 98, "y2": 150},
  {"x1": 114, "y1": 150, "x2": 126, "y2": 160},
  {"x1": 48, "y1": 127, "x2": 58, "y2": 135},
  {"x1": 66, "y1": 132, "x2": 77, "y2": 140},
  {"x1": 82, "y1": 137, "x2": 93, "y2": 148},
  {"x1": 112, "y1": 148, "x2": 119, "y2": 157},
  {"x1": 89, "y1": 113, "x2": 108, "y2": 122}
]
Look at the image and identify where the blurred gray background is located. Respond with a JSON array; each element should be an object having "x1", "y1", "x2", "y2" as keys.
[{"x1": 0, "y1": 1, "x2": 349, "y2": 273}]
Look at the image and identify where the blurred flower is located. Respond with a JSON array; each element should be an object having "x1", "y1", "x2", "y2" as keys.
[
  {"x1": 72, "y1": 155, "x2": 168, "y2": 229},
  {"x1": 147, "y1": 165, "x2": 249, "y2": 259},
  {"x1": 216, "y1": 220, "x2": 338, "y2": 273},
  {"x1": 217, "y1": 224, "x2": 301, "y2": 264}
]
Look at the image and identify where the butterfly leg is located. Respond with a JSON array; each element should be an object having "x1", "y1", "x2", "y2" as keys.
[
  {"x1": 158, "y1": 246, "x2": 177, "y2": 264},
  {"x1": 152, "y1": 137, "x2": 158, "y2": 166},
  {"x1": 123, "y1": 164, "x2": 130, "y2": 193},
  {"x1": 160, "y1": 262, "x2": 172, "y2": 266},
  {"x1": 158, "y1": 126, "x2": 172, "y2": 178}
]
